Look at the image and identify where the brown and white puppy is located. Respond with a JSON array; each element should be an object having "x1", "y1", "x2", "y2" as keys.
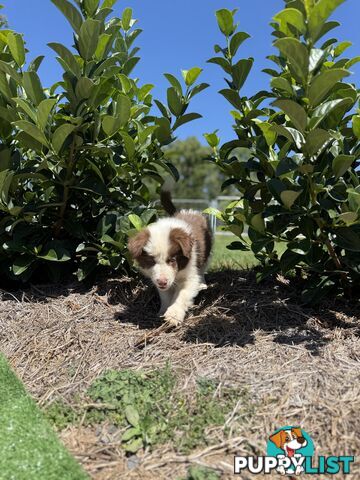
[
  {"x1": 269, "y1": 427, "x2": 307, "y2": 475},
  {"x1": 128, "y1": 192, "x2": 212, "y2": 325}
]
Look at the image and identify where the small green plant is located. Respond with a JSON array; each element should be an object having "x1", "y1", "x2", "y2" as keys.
[
  {"x1": 179, "y1": 465, "x2": 221, "y2": 480},
  {"x1": 46, "y1": 367, "x2": 251, "y2": 455},
  {"x1": 206, "y1": 0, "x2": 360, "y2": 302},
  {"x1": 0, "y1": 0, "x2": 207, "y2": 283}
]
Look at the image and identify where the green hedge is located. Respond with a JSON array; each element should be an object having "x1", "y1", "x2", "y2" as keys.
[
  {"x1": 0, "y1": 0, "x2": 206, "y2": 283},
  {"x1": 206, "y1": 0, "x2": 360, "y2": 302}
]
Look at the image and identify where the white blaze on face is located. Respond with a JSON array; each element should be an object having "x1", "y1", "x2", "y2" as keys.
[
  {"x1": 140, "y1": 218, "x2": 191, "y2": 291},
  {"x1": 284, "y1": 431, "x2": 307, "y2": 454}
]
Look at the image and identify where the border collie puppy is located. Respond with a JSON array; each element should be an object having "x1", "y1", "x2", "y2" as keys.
[{"x1": 128, "y1": 192, "x2": 212, "y2": 325}]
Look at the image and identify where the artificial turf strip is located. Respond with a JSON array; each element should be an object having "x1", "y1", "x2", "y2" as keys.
[{"x1": 0, "y1": 354, "x2": 88, "y2": 480}]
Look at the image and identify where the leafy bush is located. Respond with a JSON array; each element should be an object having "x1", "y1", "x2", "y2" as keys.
[
  {"x1": 206, "y1": 0, "x2": 360, "y2": 302},
  {"x1": 0, "y1": 0, "x2": 207, "y2": 282}
]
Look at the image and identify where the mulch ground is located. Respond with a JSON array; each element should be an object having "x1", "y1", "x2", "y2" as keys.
[{"x1": 1, "y1": 270, "x2": 359, "y2": 479}]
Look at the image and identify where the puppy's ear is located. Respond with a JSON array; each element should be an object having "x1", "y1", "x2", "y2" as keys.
[
  {"x1": 170, "y1": 228, "x2": 193, "y2": 258},
  {"x1": 269, "y1": 430, "x2": 286, "y2": 449},
  {"x1": 128, "y1": 229, "x2": 150, "y2": 259},
  {"x1": 292, "y1": 427, "x2": 303, "y2": 438}
]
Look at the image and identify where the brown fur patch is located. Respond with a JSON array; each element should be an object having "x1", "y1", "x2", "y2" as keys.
[
  {"x1": 175, "y1": 212, "x2": 212, "y2": 268},
  {"x1": 169, "y1": 228, "x2": 193, "y2": 270},
  {"x1": 127, "y1": 229, "x2": 150, "y2": 259}
]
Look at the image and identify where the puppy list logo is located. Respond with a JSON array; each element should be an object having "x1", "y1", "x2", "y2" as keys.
[{"x1": 234, "y1": 426, "x2": 355, "y2": 476}]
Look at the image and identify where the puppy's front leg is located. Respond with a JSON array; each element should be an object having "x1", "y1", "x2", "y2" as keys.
[{"x1": 163, "y1": 277, "x2": 201, "y2": 326}]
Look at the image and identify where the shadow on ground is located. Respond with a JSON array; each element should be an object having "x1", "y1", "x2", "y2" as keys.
[{"x1": 110, "y1": 269, "x2": 360, "y2": 355}]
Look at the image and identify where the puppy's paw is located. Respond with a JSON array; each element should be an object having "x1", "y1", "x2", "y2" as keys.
[
  {"x1": 277, "y1": 466, "x2": 286, "y2": 476},
  {"x1": 163, "y1": 305, "x2": 186, "y2": 326},
  {"x1": 295, "y1": 465, "x2": 304, "y2": 475}
]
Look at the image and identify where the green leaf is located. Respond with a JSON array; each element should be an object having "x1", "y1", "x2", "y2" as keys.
[
  {"x1": 123, "y1": 437, "x2": 143, "y2": 453},
  {"x1": 51, "y1": 0, "x2": 83, "y2": 34},
  {"x1": 122, "y1": 7, "x2": 133, "y2": 31},
  {"x1": 251, "y1": 213, "x2": 265, "y2": 233},
  {"x1": 0, "y1": 60, "x2": 22, "y2": 84},
  {"x1": 124, "y1": 405, "x2": 140, "y2": 427},
  {"x1": 121, "y1": 427, "x2": 141, "y2": 442},
  {"x1": 219, "y1": 89, "x2": 242, "y2": 110},
  {"x1": 115, "y1": 94, "x2": 131, "y2": 125},
  {"x1": 173, "y1": 112, "x2": 202, "y2": 130},
  {"x1": 102, "y1": 115, "x2": 121, "y2": 137},
  {"x1": 7, "y1": 32, "x2": 25, "y2": 67},
  {"x1": 232, "y1": 58, "x2": 253, "y2": 91},
  {"x1": 308, "y1": 0, "x2": 346, "y2": 42},
  {"x1": 273, "y1": 8, "x2": 306, "y2": 36},
  {"x1": 207, "y1": 57, "x2": 232, "y2": 75},
  {"x1": 52, "y1": 124, "x2": 76, "y2": 154},
  {"x1": 204, "y1": 131, "x2": 220, "y2": 148},
  {"x1": 164, "y1": 73, "x2": 182, "y2": 95},
  {"x1": 167, "y1": 87, "x2": 183, "y2": 116},
  {"x1": 272, "y1": 124, "x2": 305, "y2": 149},
  {"x1": 128, "y1": 214, "x2": 142, "y2": 231},
  {"x1": 37, "y1": 99, "x2": 57, "y2": 130},
  {"x1": 13, "y1": 255, "x2": 34, "y2": 276},
  {"x1": 332, "y1": 154, "x2": 355, "y2": 179},
  {"x1": 274, "y1": 38, "x2": 309, "y2": 84},
  {"x1": 271, "y1": 77, "x2": 293, "y2": 95},
  {"x1": 13, "y1": 98, "x2": 37, "y2": 123},
  {"x1": 78, "y1": 19, "x2": 101, "y2": 60},
  {"x1": 0, "y1": 169, "x2": 14, "y2": 206},
  {"x1": 185, "y1": 67, "x2": 202, "y2": 87},
  {"x1": 48, "y1": 42, "x2": 82, "y2": 77},
  {"x1": 334, "y1": 41, "x2": 352, "y2": 57},
  {"x1": 75, "y1": 77, "x2": 94, "y2": 99},
  {"x1": 28, "y1": 55, "x2": 45, "y2": 72},
  {"x1": 311, "y1": 98, "x2": 353, "y2": 129},
  {"x1": 280, "y1": 190, "x2": 302, "y2": 209},
  {"x1": 38, "y1": 245, "x2": 71, "y2": 262},
  {"x1": 352, "y1": 115, "x2": 360, "y2": 139},
  {"x1": 337, "y1": 212, "x2": 358, "y2": 225},
  {"x1": 253, "y1": 120, "x2": 277, "y2": 146},
  {"x1": 333, "y1": 227, "x2": 360, "y2": 251},
  {"x1": 229, "y1": 31, "x2": 250, "y2": 57},
  {"x1": 83, "y1": 0, "x2": 99, "y2": 16},
  {"x1": 23, "y1": 71, "x2": 46, "y2": 106},
  {"x1": 273, "y1": 99, "x2": 307, "y2": 132},
  {"x1": 215, "y1": 9, "x2": 235, "y2": 36},
  {"x1": 14, "y1": 121, "x2": 48, "y2": 146},
  {"x1": 155, "y1": 117, "x2": 172, "y2": 144},
  {"x1": 305, "y1": 128, "x2": 331, "y2": 156},
  {"x1": 101, "y1": 0, "x2": 117, "y2": 8},
  {"x1": 119, "y1": 131, "x2": 135, "y2": 159},
  {"x1": 308, "y1": 69, "x2": 350, "y2": 106},
  {"x1": 95, "y1": 33, "x2": 112, "y2": 60},
  {"x1": 280, "y1": 249, "x2": 302, "y2": 274}
]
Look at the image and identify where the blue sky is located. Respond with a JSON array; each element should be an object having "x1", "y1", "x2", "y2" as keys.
[{"x1": 3, "y1": 0, "x2": 360, "y2": 143}]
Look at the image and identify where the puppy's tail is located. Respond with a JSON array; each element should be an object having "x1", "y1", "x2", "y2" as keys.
[{"x1": 160, "y1": 190, "x2": 177, "y2": 216}]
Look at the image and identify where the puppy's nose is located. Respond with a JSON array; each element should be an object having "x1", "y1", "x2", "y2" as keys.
[
  {"x1": 298, "y1": 437, "x2": 306, "y2": 444},
  {"x1": 157, "y1": 278, "x2": 168, "y2": 289}
]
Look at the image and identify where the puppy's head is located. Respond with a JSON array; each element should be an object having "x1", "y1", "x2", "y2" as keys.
[
  {"x1": 269, "y1": 428, "x2": 307, "y2": 456},
  {"x1": 128, "y1": 226, "x2": 193, "y2": 291}
]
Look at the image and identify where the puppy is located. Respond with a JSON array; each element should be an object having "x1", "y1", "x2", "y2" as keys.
[
  {"x1": 269, "y1": 427, "x2": 307, "y2": 475},
  {"x1": 128, "y1": 191, "x2": 212, "y2": 325}
]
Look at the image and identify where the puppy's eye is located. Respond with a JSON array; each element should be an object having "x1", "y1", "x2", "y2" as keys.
[{"x1": 167, "y1": 257, "x2": 176, "y2": 265}]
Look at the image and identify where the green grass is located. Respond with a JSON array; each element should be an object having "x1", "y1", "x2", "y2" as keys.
[
  {"x1": 0, "y1": 354, "x2": 88, "y2": 480},
  {"x1": 46, "y1": 366, "x2": 253, "y2": 455},
  {"x1": 210, "y1": 234, "x2": 287, "y2": 271},
  {"x1": 210, "y1": 234, "x2": 259, "y2": 270}
]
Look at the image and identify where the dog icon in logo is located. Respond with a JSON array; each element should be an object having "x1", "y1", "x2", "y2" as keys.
[{"x1": 269, "y1": 427, "x2": 307, "y2": 475}]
